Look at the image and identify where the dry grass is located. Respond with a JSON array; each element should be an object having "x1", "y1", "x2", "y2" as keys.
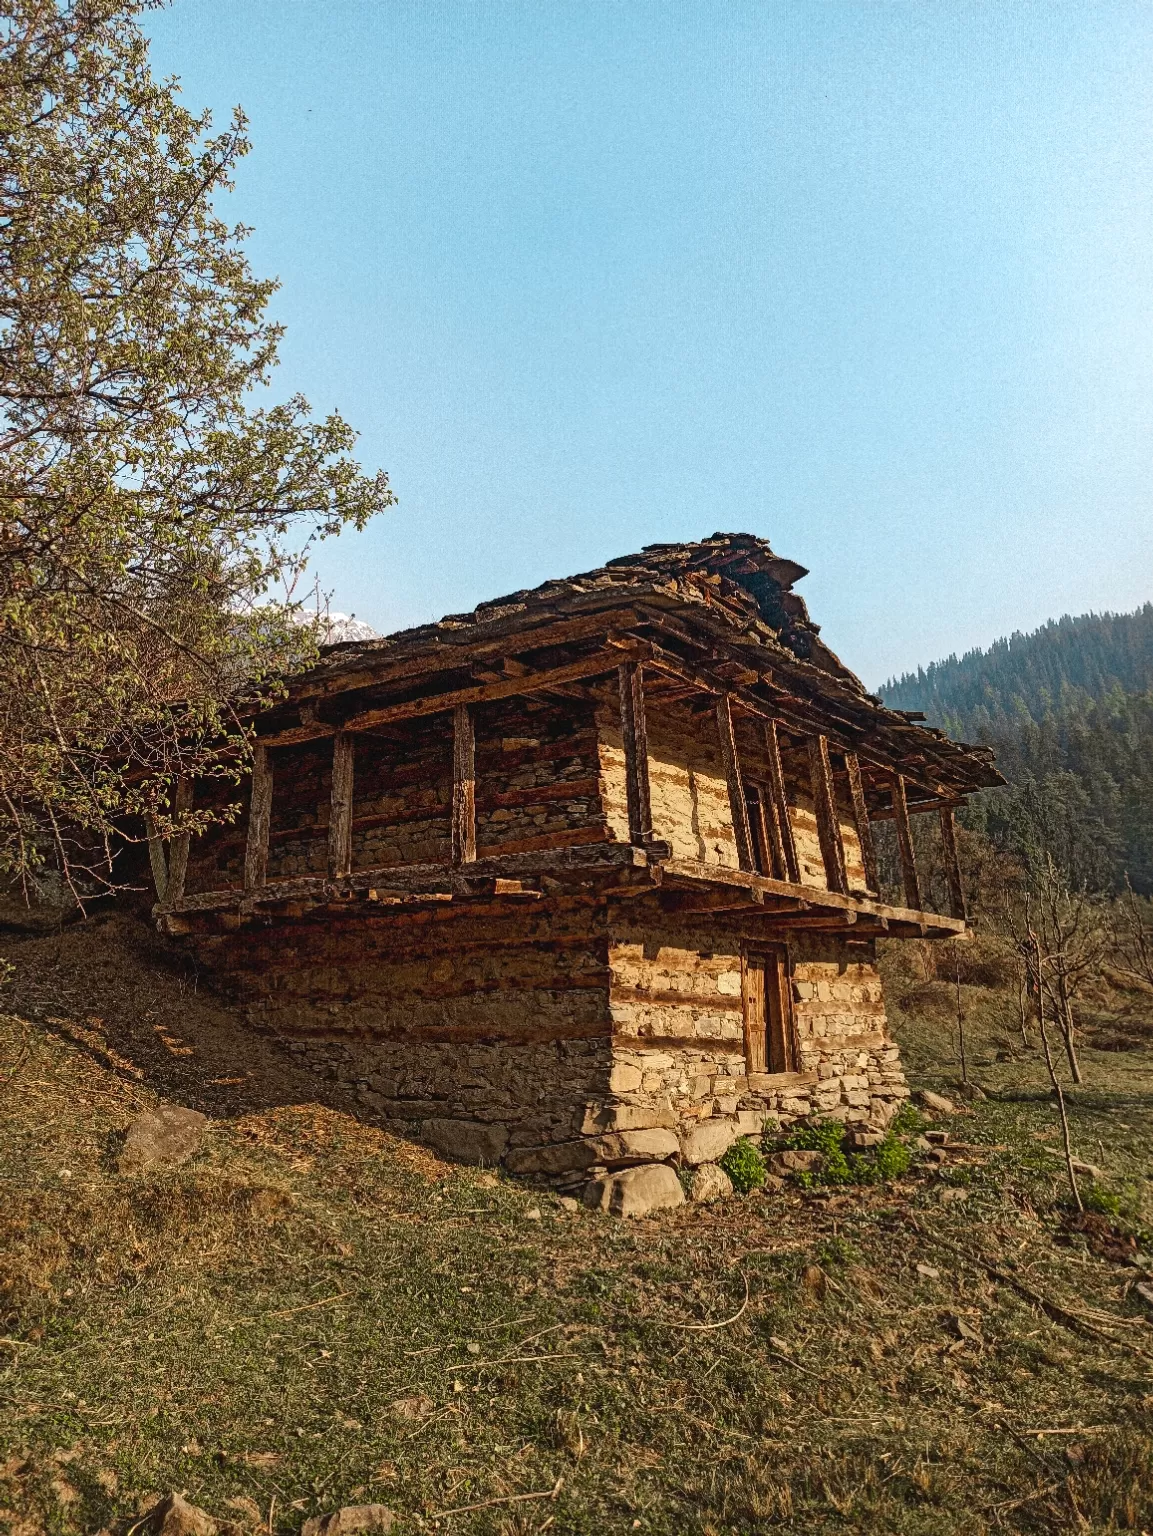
[{"x1": 0, "y1": 919, "x2": 1152, "y2": 1534}]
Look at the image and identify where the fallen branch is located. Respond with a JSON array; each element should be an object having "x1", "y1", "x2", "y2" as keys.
[
  {"x1": 261, "y1": 1290, "x2": 351, "y2": 1320},
  {"x1": 655, "y1": 1272, "x2": 751, "y2": 1332},
  {"x1": 428, "y1": 1476, "x2": 564, "y2": 1520},
  {"x1": 910, "y1": 1220, "x2": 1152, "y2": 1358}
]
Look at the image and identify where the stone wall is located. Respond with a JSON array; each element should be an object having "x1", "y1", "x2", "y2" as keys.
[
  {"x1": 596, "y1": 698, "x2": 867, "y2": 889},
  {"x1": 600, "y1": 910, "x2": 908, "y2": 1154},
  {"x1": 183, "y1": 891, "x2": 908, "y2": 1188}
]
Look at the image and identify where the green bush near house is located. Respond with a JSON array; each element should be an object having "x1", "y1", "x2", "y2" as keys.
[
  {"x1": 781, "y1": 1118, "x2": 913, "y2": 1187},
  {"x1": 718, "y1": 1136, "x2": 767, "y2": 1193}
]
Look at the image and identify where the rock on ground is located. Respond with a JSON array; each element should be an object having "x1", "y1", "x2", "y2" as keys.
[
  {"x1": 679, "y1": 1117, "x2": 737, "y2": 1166},
  {"x1": 917, "y1": 1090, "x2": 956, "y2": 1114},
  {"x1": 422, "y1": 1117, "x2": 508, "y2": 1165},
  {"x1": 583, "y1": 1162, "x2": 686, "y2": 1217},
  {"x1": 302, "y1": 1506, "x2": 396, "y2": 1535},
  {"x1": 118, "y1": 1106, "x2": 208, "y2": 1173},
  {"x1": 689, "y1": 1162, "x2": 734, "y2": 1202},
  {"x1": 145, "y1": 1493, "x2": 217, "y2": 1535},
  {"x1": 767, "y1": 1148, "x2": 824, "y2": 1176}
]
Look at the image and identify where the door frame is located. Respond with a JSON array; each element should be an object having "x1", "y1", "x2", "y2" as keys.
[{"x1": 741, "y1": 943, "x2": 798, "y2": 1075}]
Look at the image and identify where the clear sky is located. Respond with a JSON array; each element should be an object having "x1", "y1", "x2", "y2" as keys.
[{"x1": 144, "y1": 1, "x2": 1153, "y2": 688}]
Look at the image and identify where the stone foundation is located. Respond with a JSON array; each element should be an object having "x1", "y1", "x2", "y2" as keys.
[{"x1": 199, "y1": 896, "x2": 910, "y2": 1190}]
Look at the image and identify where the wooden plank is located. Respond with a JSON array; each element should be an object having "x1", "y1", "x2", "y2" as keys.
[
  {"x1": 808, "y1": 734, "x2": 849, "y2": 895},
  {"x1": 244, "y1": 744, "x2": 274, "y2": 891},
  {"x1": 343, "y1": 646, "x2": 640, "y2": 733},
  {"x1": 256, "y1": 721, "x2": 337, "y2": 748},
  {"x1": 742, "y1": 956, "x2": 768, "y2": 1073},
  {"x1": 297, "y1": 608, "x2": 642, "y2": 701},
  {"x1": 761, "y1": 717, "x2": 800, "y2": 882},
  {"x1": 716, "y1": 693, "x2": 755, "y2": 871},
  {"x1": 843, "y1": 751, "x2": 878, "y2": 893},
  {"x1": 766, "y1": 949, "x2": 799, "y2": 1073},
  {"x1": 166, "y1": 777, "x2": 193, "y2": 904},
  {"x1": 451, "y1": 703, "x2": 477, "y2": 865},
  {"x1": 327, "y1": 732, "x2": 355, "y2": 878},
  {"x1": 617, "y1": 660, "x2": 653, "y2": 846},
  {"x1": 890, "y1": 772, "x2": 922, "y2": 911},
  {"x1": 657, "y1": 857, "x2": 965, "y2": 932},
  {"x1": 939, "y1": 804, "x2": 966, "y2": 919}
]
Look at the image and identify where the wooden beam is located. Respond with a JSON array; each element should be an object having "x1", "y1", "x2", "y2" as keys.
[
  {"x1": 843, "y1": 751, "x2": 878, "y2": 894},
  {"x1": 296, "y1": 607, "x2": 641, "y2": 702},
  {"x1": 327, "y1": 732, "x2": 355, "y2": 878},
  {"x1": 618, "y1": 660, "x2": 653, "y2": 846},
  {"x1": 255, "y1": 721, "x2": 336, "y2": 748},
  {"x1": 244, "y1": 744, "x2": 274, "y2": 891},
  {"x1": 761, "y1": 718, "x2": 800, "y2": 883},
  {"x1": 808, "y1": 734, "x2": 849, "y2": 895},
  {"x1": 939, "y1": 804, "x2": 966, "y2": 920},
  {"x1": 340, "y1": 646, "x2": 640, "y2": 734},
  {"x1": 451, "y1": 703, "x2": 477, "y2": 866},
  {"x1": 716, "y1": 693, "x2": 755, "y2": 872},
  {"x1": 890, "y1": 772, "x2": 921, "y2": 911},
  {"x1": 166, "y1": 777, "x2": 193, "y2": 904}
]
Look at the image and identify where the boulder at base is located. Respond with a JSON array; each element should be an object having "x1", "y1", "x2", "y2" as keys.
[
  {"x1": 583, "y1": 1162, "x2": 686, "y2": 1218},
  {"x1": 689, "y1": 1163, "x2": 734, "y2": 1203},
  {"x1": 767, "y1": 1148, "x2": 824, "y2": 1176},
  {"x1": 118, "y1": 1106, "x2": 208, "y2": 1173},
  {"x1": 679, "y1": 1117, "x2": 737, "y2": 1166},
  {"x1": 422, "y1": 1117, "x2": 508, "y2": 1166},
  {"x1": 145, "y1": 1493, "x2": 217, "y2": 1535},
  {"x1": 302, "y1": 1506, "x2": 396, "y2": 1535}
]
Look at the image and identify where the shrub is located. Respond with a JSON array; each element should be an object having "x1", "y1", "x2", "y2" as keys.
[
  {"x1": 889, "y1": 1102, "x2": 923, "y2": 1138},
  {"x1": 782, "y1": 1120, "x2": 852, "y2": 1183},
  {"x1": 718, "y1": 1137, "x2": 766, "y2": 1194},
  {"x1": 779, "y1": 1120, "x2": 913, "y2": 1187},
  {"x1": 872, "y1": 1132, "x2": 913, "y2": 1181}
]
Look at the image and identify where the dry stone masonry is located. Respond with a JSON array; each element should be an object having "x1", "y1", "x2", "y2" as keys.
[{"x1": 153, "y1": 535, "x2": 1001, "y2": 1206}]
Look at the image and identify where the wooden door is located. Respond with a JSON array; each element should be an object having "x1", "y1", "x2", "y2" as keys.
[{"x1": 743, "y1": 948, "x2": 797, "y2": 1075}]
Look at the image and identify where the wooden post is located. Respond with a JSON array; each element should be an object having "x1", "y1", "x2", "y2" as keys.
[
  {"x1": 939, "y1": 804, "x2": 966, "y2": 919},
  {"x1": 808, "y1": 734, "x2": 848, "y2": 895},
  {"x1": 244, "y1": 743, "x2": 273, "y2": 891},
  {"x1": 451, "y1": 703, "x2": 477, "y2": 865},
  {"x1": 617, "y1": 661, "x2": 653, "y2": 846},
  {"x1": 890, "y1": 772, "x2": 921, "y2": 911},
  {"x1": 762, "y1": 718, "x2": 800, "y2": 883},
  {"x1": 166, "y1": 777, "x2": 193, "y2": 904},
  {"x1": 843, "y1": 751, "x2": 878, "y2": 894},
  {"x1": 145, "y1": 815, "x2": 168, "y2": 903},
  {"x1": 716, "y1": 693, "x2": 755, "y2": 872},
  {"x1": 327, "y1": 732, "x2": 355, "y2": 878}
]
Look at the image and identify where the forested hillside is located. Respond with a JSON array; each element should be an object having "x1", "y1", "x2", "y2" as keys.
[{"x1": 880, "y1": 604, "x2": 1153, "y2": 893}]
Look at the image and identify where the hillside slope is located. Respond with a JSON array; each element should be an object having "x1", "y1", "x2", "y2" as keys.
[
  {"x1": 2, "y1": 914, "x2": 1153, "y2": 1533},
  {"x1": 881, "y1": 603, "x2": 1153, "y2": 739},
  {"x1": 880, "y1": 605, "x2": 1153, "y2": 891}
]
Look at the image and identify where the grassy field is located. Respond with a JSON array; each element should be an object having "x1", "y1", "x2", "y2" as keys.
[{"x1": 1, "y1": 916, "x2": 1152, "y2": 1535}]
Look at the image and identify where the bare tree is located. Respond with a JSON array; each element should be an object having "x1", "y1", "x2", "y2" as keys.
[
  {"x1": 1018, "y1": 918, "x2": 1083, "y2": 1212},
  {"x1": 1022, "y1": 856, "x2": 1105, "y2": 1085},
  {"x1": 1111, "y1": 880, "x2": 1153, "y2": 992}
]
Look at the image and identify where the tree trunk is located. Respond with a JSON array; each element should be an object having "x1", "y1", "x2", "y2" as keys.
[
  {"x1": 1033, "y1": 938, "x2": 1082, "y2": 1212},
  {"x1": 1057, "y1": 978, "x2": 1082, "y2": 1084}
]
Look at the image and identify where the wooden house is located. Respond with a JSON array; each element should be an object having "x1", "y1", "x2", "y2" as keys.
[{"x1": 154, "y1": 534, "x2": 1002, "y2": 1187}]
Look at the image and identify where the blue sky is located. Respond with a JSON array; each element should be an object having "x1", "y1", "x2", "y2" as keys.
[{"x1": 145, "y1": 1, "x2": 1153, "y2": 687}]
